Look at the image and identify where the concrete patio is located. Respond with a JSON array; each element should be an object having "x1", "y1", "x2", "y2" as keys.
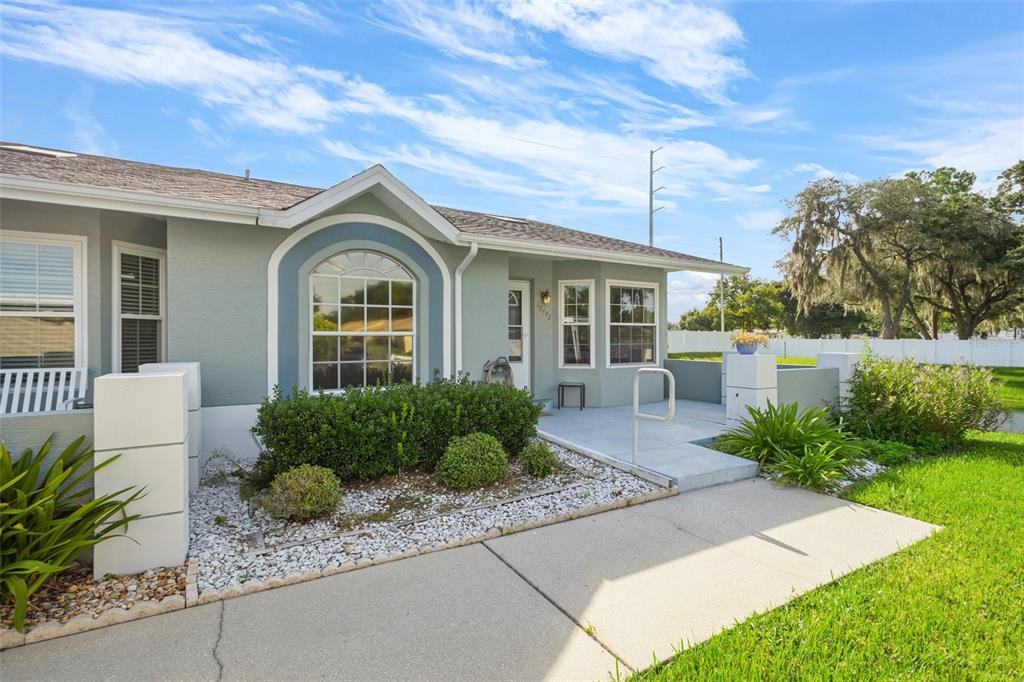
[
  {"x1": 540, "y1": 399, "x2": 758, "y2": 491},
  {"x1": 1, "y1": 478, "x2": 938, "y2": 681}
]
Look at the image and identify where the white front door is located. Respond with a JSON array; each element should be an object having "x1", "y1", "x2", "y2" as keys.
[{"x1": 507, "y1": 281, "x2": 531, "y2": 393}]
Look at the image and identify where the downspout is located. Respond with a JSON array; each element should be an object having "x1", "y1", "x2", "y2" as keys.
[{"x1": 454, "y1": 241, "x2": 479, "y2": 376}]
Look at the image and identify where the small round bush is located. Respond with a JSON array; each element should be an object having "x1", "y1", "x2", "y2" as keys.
[
  {"x1": 435, "y1": 433, "x2": 508, "y2": 489},
  {"x1": 262, "y1": 464, "x2": 341, "y2": 521},
  {"x1": 520, "y1": 441, "x2": 558, "y2": 478}
]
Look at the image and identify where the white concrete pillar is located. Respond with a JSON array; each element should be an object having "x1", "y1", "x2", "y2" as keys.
[
  {"x1": 817, "y1": 352, "x2": 861, "y2": 401},
  {"x1": 726, "y1": 354, "x2": 778, "y2": 427},
  {"x1": 140, "y1": 362, "x2": 202, "y2": 492},
  {"x1": 720, "y1": 351, "x2": 737, "y2": 405},
  {"x1": 92, "y1": 371, "x2": 189, "y2": 579}
]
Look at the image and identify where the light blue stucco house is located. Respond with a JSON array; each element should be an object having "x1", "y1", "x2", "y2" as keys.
[{"x1": 0, "y1": 142, "x2": 747, "y2": 458}]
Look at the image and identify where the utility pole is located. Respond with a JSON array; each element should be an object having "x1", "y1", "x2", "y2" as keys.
[
  {"x1": 648, "y1": 147, "x2": 665, "y2": 247},
  {"x1": 719, "y1": 237, "x2": 726, "y2": 332}
]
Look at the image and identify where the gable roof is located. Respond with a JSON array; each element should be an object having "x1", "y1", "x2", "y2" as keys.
[{"x1": 0, "y1": 143, "x2": 747, "y2": 273}]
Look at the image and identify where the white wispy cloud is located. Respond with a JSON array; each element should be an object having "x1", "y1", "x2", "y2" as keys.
[
  {"x1": 369, "y1": 0, "x2": 544, "y2": 69},
  {"x1": 498, "y1": 0, "x2": 749, "y2": 101},
  {"x1": 792, "y1": 162, "x2": 860, "y2": 183},
  {"x1": 735, "y1": 208, "x2": 784, "y2": 232},
  {"x1": 0, "y1": 1, "x2": 761, "y2": 212},
  {"x1": 67, "y1": 104, "x2": 118, "y2": 155}
]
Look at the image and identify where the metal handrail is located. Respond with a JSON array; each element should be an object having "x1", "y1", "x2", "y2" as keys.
[{"x1": 633, "y1": 367, "x2": 675, "y2": 464}]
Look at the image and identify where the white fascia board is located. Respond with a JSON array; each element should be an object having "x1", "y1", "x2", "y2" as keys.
[
  {"x1": 462, "y1": 234, "x2": 750, "y2": 275},
  {"x1": 257, "y1": 165, "x2": 461, "y2": 243},
  {"x1": 0, "y1": 174, "x2": 259, "y2": 224}
]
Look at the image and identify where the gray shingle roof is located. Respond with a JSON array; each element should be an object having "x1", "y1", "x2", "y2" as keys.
[{"x1": 1, "y1": 143, "x2": 740, "y2": 269}]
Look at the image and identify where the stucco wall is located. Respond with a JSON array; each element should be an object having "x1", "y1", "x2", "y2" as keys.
[
  {"x1": 0, "y1": 410, "x2": 95, "y2": 463},
  {"x1": 461, "y1": 249, "x2": 510, "y2": 382},
  {"x1": 664, "y1": 359, "x2": 721, "y2": 403},
  {"x1": 166, "y1": 218, "x2": 283, "y2": 407},
  {"x1": 777, "y1": 367, "x2": 840, "y2": 412}
]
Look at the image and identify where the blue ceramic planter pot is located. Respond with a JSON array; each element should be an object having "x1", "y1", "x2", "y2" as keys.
[{"x1": 735, "y1": 342, "x2": 758, "y2": 355}]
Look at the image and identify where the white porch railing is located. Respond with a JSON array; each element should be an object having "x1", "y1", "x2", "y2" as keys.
[
  {"x1": 633, "y1": 367, "x2": 675, "y2": 465},
  {"x1": 0, "y1": 368, "x2": 88, "y2": 415}
]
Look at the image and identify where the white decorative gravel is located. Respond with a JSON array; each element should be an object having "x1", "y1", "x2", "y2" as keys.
[
  {"x1": 833, "y1": 459, "x2": 887, "y2": 492},
  {"x1": 190, "y1": 442, "x2": 658, "y2": 593}
]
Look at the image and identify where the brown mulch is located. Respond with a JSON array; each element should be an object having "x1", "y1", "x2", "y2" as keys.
[{"x1": 0, "y1": 566, "x2": 186, "y2": 632}]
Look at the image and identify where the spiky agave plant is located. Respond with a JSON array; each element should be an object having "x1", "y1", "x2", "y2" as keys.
[{"x1": 1, "y1": 435, "x2": 144, "y2": 632}]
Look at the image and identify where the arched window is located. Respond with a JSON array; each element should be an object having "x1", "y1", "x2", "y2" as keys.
[{"x1": 310, "y1": 250, "x2": 414, "y2": 390}]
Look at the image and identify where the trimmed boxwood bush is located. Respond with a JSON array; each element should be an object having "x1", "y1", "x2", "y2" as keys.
[
  {"x1": 251, "y1": 376, "x2": 541, "y2": 484},
  {"x1": 435, "y1": 432, "x2": 508, "y2": 489},
  {"x1": 520, "y1": 440, "x2": 558, "y2": 477},
  {"x1": 843, "y1": 355, "x2": 1005, "y2": 452},
  {"x1": 262, "y1": 465, "x2": 341, "y2": 521}
]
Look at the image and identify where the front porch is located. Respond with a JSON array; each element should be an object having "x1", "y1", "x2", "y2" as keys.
[{"x1": 538, "y1": 398, "x2": 758, "y2": 492}]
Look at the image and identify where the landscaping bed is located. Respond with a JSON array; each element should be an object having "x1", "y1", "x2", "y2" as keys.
[
  {"x1": 190, "y1": 441, "x2": 661, "y2": 595},
  {"x1": 0, "y1": 567, "x2": 184, "y2": 635}
]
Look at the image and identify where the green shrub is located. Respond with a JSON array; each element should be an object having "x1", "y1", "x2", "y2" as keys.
[
  {"x1": 767, "y1": 442, "x2": 860, "y2": 492},
  {"x1": 1, "y1": 436, "x2": 143, "y2": 632},
  {"x1": 262, "y1": 465, "x2": 341, "y2": 522},
  {"x1": 251, "y1": 377, "x2": 540, "y2": 484},
  {"x1": 717, "y1": 402, "x2": 862, "y2": 466},
  {"x1": 843, "y1": 355, "x2": 1006, "y2": 451},
  {"x1": 435, "y1": 433, "x2": 508, "y2": 489},
  {"x1": 520, "y1": 441, "x2": 558, "y2": 477},
  {"x1": 857, "y1": 438, "x2": 917, "y2": 466}
]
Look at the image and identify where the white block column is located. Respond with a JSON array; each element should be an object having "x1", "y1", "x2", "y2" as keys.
[
  {"x1": 92, "y1": 371, "x2": 189, "y2": 579},
  {"x1": 726, "y1": 354, "x2": 778, "y2": 427},
  {"x1": 140, "y1": 362, "x2": 202, "y2": 492},
  {"x1": 817, "y1": 352, "x2": 861, "y2": 401},
  {"x1": 720, "y1": 351, "x2": 737, "y2": 405}
]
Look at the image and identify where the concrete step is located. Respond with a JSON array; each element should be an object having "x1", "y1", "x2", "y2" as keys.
[{"x1": 635, "y1": 442, "x2": 759, "y2": 492}]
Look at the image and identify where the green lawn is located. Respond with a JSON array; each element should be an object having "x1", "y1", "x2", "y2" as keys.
[
  {"x1": 992, "y1": 367, "x2": 1024, "y2": 411},
  {"x1": 667, "y1": 351, "x2": 816, "y2": 365},
  {"x1": 635, "y1": 430, "x2": 1024, "y2": 680}
]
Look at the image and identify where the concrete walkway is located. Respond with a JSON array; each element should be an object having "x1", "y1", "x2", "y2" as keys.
[
  {"x1": 540, "y1": 400, "x2": 758, "y2": 491},
  {"x1": 1, "y1": 479, "x2": 938, "y2": 681}
]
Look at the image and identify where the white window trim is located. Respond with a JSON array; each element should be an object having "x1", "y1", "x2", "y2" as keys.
[
  {"x1": 111, "y1": 241, "x2": 167, "y2": 373},
  {"x1": 605, "y1": 279, "x2": 659, "y2": 369},
  {"x1": 308, "y1": 256, "x2": 417, "y2": 394},
  {"x1": 0, "y1": 229, "x2": 87, "y2": 369},
  {"x1": 557, "y1": 279, "x2": 596, "y2": 369}
]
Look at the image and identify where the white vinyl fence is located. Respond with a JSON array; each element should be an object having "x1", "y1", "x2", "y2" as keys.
[{"x1": 667, "y1": 331, "x2": 1024, "y2": 367}]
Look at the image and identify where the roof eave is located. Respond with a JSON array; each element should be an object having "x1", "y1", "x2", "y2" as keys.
[
  {"x1": 0, "y1": 174, "x2": 260, "y2": 224},
  {"x1": 460, "y1": 234, "x2": 750, "y2": 274}
]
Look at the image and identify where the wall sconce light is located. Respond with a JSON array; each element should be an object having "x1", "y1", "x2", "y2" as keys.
[{"x1": 540, "y1": 290, "x2": 551, "y2": 306}]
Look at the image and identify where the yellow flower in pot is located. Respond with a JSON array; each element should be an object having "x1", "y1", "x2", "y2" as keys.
[{"x1": 731, "y1": 331, "x2": 768, "y2": 355}]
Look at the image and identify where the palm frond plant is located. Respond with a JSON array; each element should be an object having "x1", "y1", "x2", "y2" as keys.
[{"x1": 1, "y1": 435, "x2": 144, "y2": 632}]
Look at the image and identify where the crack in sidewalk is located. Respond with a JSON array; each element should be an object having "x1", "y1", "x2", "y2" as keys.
[
  {"x1": 212, "y1": 600, "x2": 226, "y2": 681},
  {"x1": 481, "y1": 541, "x2": 634, "y2": 675}
]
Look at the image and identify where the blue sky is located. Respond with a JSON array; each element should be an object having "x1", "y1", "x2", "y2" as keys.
[{"x1": 1, "y1": 0, "x2": 1022, "y2": 318}]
